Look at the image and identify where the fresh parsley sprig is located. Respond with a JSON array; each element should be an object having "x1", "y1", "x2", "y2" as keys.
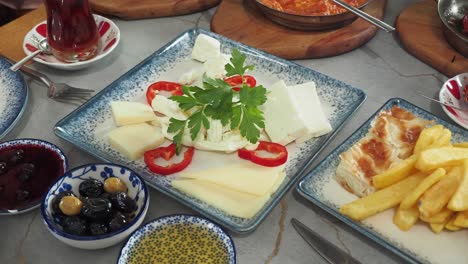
[{"x1": 168, "y1": 49, "x2": 266, "y2": 154}]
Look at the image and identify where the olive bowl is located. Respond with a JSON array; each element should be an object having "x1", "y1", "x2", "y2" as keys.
[{"x1": 41, "y1": 163, "x2": 149, "y2": 250}]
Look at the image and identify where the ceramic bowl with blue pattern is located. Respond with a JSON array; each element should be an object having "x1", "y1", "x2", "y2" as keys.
[
  {"x1": 0, "y1": 139, "x2": 67, "y2": 215},
  {"x1": 118, "y1": 214, "x2": 236, "y2": 264},
  {"x1": 0, "y1": 56, "x2": 28, "y2": 140},
  {"x1": 41, "y1": 163, "x2": 149, "y2": 249}
]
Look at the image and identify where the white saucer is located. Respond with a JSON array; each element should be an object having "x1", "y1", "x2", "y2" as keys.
[
  {"x1": 22, "y1": 14, "x2": 120, "y2": 71},
  {"x1": 439, "y1": 73, "x2": 468, "y2": 129}
]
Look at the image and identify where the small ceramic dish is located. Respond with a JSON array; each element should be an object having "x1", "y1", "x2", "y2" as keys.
[
  {"x1": 0, "y1": 139, "x2": 67, "y2": 215},
  {"x1": 439, "y1": 73, "x2": 468, "y2": 129},
  {"x1": 41, "y1": 163, "x2": 149, "y2": 249},
  {"x1": 251, "y1": 0, "x2": 372, "y2": 31},
  {"x1": 22, "y1": 14, "x2": 120, "y2": 71},
  {"x1": 118, "y1": 214, "x2": 236, "y2": 264}
]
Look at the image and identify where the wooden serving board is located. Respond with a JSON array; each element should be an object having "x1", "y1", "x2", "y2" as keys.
[
  {"x1": 89, "y1": 0, "x2": 221, "y2": 20},
  {"x1": 211, "y1": 0, "x2": 386, "y2": 59},
  {"x1": 396, "y1": 0, "x2": 468, "y2": 77}
]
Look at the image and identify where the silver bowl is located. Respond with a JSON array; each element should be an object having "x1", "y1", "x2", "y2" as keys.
[
  {"x1": 251, "y1": 0, "x2": 372, "y2": 31},
  {"x1": 437, "y1": 0, "x2": 468, "y2": 57}
]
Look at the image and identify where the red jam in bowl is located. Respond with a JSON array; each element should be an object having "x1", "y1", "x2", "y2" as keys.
[{"x1": 0, "y1": 144, "x2": 65, "y2": 211}]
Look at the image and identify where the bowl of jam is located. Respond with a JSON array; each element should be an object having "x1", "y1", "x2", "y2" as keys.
[
  {"x1": 0, "y1": 139, "x2": 67, "y2": 215},
  {"x1": 41, "y1": 163, "x2": 149, "y2": 249}
]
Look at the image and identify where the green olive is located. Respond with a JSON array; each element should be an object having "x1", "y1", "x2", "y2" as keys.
[
  {"x1": 104, "y1": 177, "x2": 128, "y2": 193},
  {"x1": 59, "y1": 196, "x2": 83, "y2": 216}
]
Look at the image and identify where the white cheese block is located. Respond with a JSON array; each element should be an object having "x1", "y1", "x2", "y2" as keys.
[
  {"x1": 191, "y1": 34, "x2": 221, "y2": 62},
  {"x1": 151, "y1": 95, "x2": 187, "y2": 120},
  {"x1": 180, "y1": 162, "x2": 285, "y2": 196},
  {"x1": 107, "y1": 123, "x2": 165, "y2": 161},
  {"x1": 178, "y1": 69, "x2": 201, "y2": 85},
  {"x1": 172, "y1": 179, "x2": 270, "y2": 219},
  {"x1": 203, "y1": 54, "x2": 230, "y2": 79},
  {"x1": 289, "y1": 82, "x2": 332, "y2": 143},
  {"x1": 110, "y1": 101, "x2": 156, "y2": 126},
  {"x1": 263, "y1": 80, "x2": 308, "y2": 145}
]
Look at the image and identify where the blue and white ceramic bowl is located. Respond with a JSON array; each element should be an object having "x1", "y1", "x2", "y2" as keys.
[
  {"x1": 0, "y1": 139, "x2": 67, "y2": 215},
  {"x1": 118, "y1": 214, "x2": 236, "y2": 264},
  {"x1": 41, "y1": 163, "x2": 149, "y2": 249}
]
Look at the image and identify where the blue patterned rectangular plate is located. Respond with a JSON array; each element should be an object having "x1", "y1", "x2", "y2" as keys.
[
  {"x1": 54, "y1": 28, "x2": 366, "y2": 233},
  {"x1": 297, "y1": 98, "x2": 468, "y2": 264}
]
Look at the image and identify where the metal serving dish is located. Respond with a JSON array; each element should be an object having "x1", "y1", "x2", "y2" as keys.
[
  {"x1": 251, "y1": 0, "x2": 372, "y2": 31},
  {"x1": 437, "y1": 0, "x2": 468, "y2": 57}
]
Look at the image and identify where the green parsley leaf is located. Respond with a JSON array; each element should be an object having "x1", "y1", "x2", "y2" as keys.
[
  {"x1": 239, "y1": 84, "x2": 267, "y2": 107},
  {"x1": 239, "y1": 106, "x2": 265, "y2": 143},
  {"x1": 225, "y1": 49, "x2": 255, "y2": 77},
  {"x1": 167, "y1": 118, "x2": 187, "y2": 153},
  {"x1": 187, "y1": 110, "x2": 210, "y2": 140}
]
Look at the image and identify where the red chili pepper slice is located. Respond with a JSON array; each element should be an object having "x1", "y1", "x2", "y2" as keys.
[
  {"x1": 144, "y1": 144, "x2": 195, "y2": 175},
  {"x1": 224, "y1": 75, "x2": 256, "y2": 91},
  {"x1": 238, "y1": 141, "x2": 288, "y2": 167},
  {"x1": 146, "y1": 81, "x2": 183, "y2": 105}
]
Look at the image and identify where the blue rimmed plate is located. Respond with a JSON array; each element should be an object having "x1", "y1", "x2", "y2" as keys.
[
  {"x1": 296, "y1": 98, "x2": 468, "y2": 264},
  {"x1": 0, "y1": 56, "x2": 28, "y2": 139},
  {"x1": 54, "y1": 28, "x2": 366, "y2": 233},
  {"x1": 118, "y1": 214, "x2": 236, "y2": 264}
]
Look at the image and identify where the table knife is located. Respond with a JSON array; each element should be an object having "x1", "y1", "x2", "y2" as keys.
[{"x1": 291, "y1": 218, "x2": 362, "y2": 264}]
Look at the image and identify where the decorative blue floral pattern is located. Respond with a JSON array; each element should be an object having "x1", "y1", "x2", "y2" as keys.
[
  {"x1": 41, "y1": 163, "x2": 149, "y2": 240},
  {"x1": 118, "y1": 214, "x2": 236, "y2": 264},
  {"x1": 0, "y1": 57, "x2": 28, "y2": 140},
  {"x1": 296, "y1": 98, "x2": 468, "y2": 264},
  {"x1": 54, "y1": 28, "x2": 366, "y2": 233}
]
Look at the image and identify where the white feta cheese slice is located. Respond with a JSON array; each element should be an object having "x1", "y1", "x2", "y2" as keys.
[
  {"x1": 178, "y1": 69, "x2": 201, "y2": 85},
  {"x1": 107, "y1": 123, "x2": 165, "y2": 161},
  {"x1": 203, "y1": 53, "x2": 230, "y2": 79},
  {"x1": 262, "y1": 80, "x2": 308, "y2": 145},
  {"x1": 191, "y1": 34, "x2": 221, "y2": 62},
  {"x1": 206, "y1": 119, "x2": 223, "y2": 142},
  {"x1": 110, "y1": 101, "x2": 156, "y2": 126},
  {"x1": 151, "y1": 95, "x2": 187, "y2": 120},
  {"x1": 289, "y1": 82, "x2": 332, "y2": 143}
]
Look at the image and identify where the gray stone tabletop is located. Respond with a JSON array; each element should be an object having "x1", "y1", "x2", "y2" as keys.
[{"x1": 0, "y1": 0, "x2": 458, "y2": 263}]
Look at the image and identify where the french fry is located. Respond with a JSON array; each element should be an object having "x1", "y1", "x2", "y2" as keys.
[
  {"x1": 419, "y1": 207, "x2": 454, "y2": 224},
  {"x1": 393, "y1": 206, "x2": 419, "y2": 231},
  {"x1": 448, "y1": 159, "x2": 468, "y2": 211},
  {"x1": 399, "y1": 168, "x2": 445, "y2": 210},
  {"x1": 340, "y1": 174, "x2": 424, "y2": 221},
  {"x1": 453, "y1": 211, "x2": 468, "y2": 227},
  {"x1": 413, "y1": 125, "x2": 444, "y2": 154},
  {"x1": 415, "y1": 147, "x2": 468, "y2": 171},
  {"x1": 372, "y1": 155, "x2": 417, "y2": 189},
  {"x1": 430, "y1": 223, "x2": 445, "y2": 234},
  {"x1": 429, "y1": 129, "x2": 451, "y2": 148},
  {"x1": 419, "y1": 166, "x2": 463, "y2": 218},
  {"x1": 453, "y1": 142, "x2": 468, "y2": 148},
  {"x1": 445, "y1": 215, "x2": 462, "y2": 231}
]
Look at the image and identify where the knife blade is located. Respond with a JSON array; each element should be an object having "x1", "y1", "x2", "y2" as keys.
[{"x1": 291, "y1": 218, "x2": 362, "y2": 264}]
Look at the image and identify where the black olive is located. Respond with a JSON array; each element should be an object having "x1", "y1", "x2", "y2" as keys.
[
  {"x1": 89, "y1": 222, "x2": 109, "y2": 236},
  {"x1": 53, "y1": 213, "x2": 67, "y2": 226},
  {"x1": 81, "y1": 197, "x2": 112, "y2": 222},
  {"x1": 109, "y1": 211, "x2": 127, "y2": 232},
  {"x1": 0, "y1": 149, "x2": 24, "y2": 166},
  {"x1": 109, "y1": 192, "x2": 137, "y2": 214},
  {"x1": 99, "y1": 192, "x2": 112, "y2": 200},
  {"x1": 16, "y1": 163, "x2": 35, "y2": 182},
  {"x1": 79, "y1": 179, "x2": 104, "y2": 198},
  {"x1": 51, "y1": 191, "x2": 74, "y2": 214},
  {"x1": 16, "y1": 190, "x2": 30, "y2": 201},
  {"x1": 0, "y1": 162, "x2": 7, "y2": 175},
  {"x1": 63, "y1": 216, "x2": 88, "y2": 236}
]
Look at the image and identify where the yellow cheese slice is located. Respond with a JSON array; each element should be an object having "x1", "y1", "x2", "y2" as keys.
[
  {"x1": 179, "y1": 162, "x2": 285, "y2": 196},
  {"x1": 108, "y1": 123, "x2": 165, "y2": 161},
  {"x1": 269, "y1": 171, "x2": 286, "y2": 195},
  {"x1": 172, "y1": 179, "x2": 270, "y2": 219},
  {"x1": 111, "y1": 101, "x2": 156, "y2": 126}
]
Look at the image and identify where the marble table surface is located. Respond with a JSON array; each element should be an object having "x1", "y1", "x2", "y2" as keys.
[{"x1": 0, "y1": 0, "x2": 456, "y2": 263}]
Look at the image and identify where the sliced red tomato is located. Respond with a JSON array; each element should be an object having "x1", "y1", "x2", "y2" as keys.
[
  {"x1": 224, "y1": 75, "x2": 256, "y2": 91},
  {"x1": 144, "y1": 144, "x2": 195, "y2": 175},
  {"x1": 146, "y1": 81, "x2": 183, "y2": 105},
  {"x1": 238, "y1": 141, "x2": 288, "y2": 167}
]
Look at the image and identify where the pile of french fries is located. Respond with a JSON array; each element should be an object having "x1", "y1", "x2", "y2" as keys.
[{"x1": 339, "y1": 125, "x2": 468, "y2": 233}]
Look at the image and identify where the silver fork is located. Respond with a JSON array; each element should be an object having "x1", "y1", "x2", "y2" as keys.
[{"x1": 16, "y1": 65, "x2": 94, "y2": 103}]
